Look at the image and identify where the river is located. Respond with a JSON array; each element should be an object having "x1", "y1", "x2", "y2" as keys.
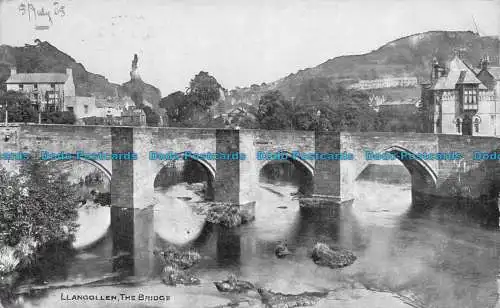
[{"x1": 5, "y1": 165, "x2": 500, "y2": 308}]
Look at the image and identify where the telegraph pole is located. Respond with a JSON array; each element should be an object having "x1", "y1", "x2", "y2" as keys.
[{"x1": 3, "y1": 101, "x2": 7, "y2": 126}]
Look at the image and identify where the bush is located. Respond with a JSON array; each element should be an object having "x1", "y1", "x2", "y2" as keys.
[
  {"x1": 156, "y1": 246, "x2": 201, "y2": 269},
  {"x1": 0, "y1": 159, "x2": 81, "y2": 248},
  {"x1": 42, "y1": 111, "x2": 76, "y2": 124}
]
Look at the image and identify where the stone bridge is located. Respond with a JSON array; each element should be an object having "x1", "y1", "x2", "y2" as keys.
[{"x1": 2, "y1": 125, "x2": 500, "y2": 275}]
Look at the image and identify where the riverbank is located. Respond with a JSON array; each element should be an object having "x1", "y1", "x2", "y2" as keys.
[{"x1": 7, "y1": 276, "x2": 415, "y2": 308}]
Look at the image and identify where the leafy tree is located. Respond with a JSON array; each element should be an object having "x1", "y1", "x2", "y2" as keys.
[
  {"x1": 0, "y1": 91, "x2": 38, "y2": 123},
  {"x1": 375, "y1": 106, "x2": 419, "y2": 132},
  {"x1": 187, "y1": 71, "x2": 223, "y2": 110},
  {"x1": 160, "y1": 71, "x2": 224, "y2": 127},
  {"x1": 0, "y1": 159, "x2": 80, "y2": 247},
  {"x1": 293, "y1": 103, "x2": 336, "y2": 131},
  {"x1": 256, "y1": 90, "x2": 295, "y2": 130},
  {"x1": 160, "y1": 91, "x2": 192, "y2": 125}
]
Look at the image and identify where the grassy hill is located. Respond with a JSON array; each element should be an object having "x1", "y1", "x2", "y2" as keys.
[
  {"x1": 230, "y1": 31, "x2": 499, "y2": 104},
  {"x1": 0, "y1": 41, "x2": 161, "y2": 109}
]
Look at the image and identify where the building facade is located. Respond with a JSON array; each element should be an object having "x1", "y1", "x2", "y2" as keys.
[
  {"x1": 420, "y1": 55, "x2": 500, "y2": 136},
  {"x1": 351, "y1": 76, "x2": 419, "y2": 90},
  {"x1": 5, "y1": 67, "x2": 75, "y2": 112}
]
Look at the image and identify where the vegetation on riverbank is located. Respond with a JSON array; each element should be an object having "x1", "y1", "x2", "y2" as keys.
[
  {"x1": 0, "y1": 160, "x2": 82, "y2": 282},
  {"x1": 206, "y1": 203, "x2": 242, "y2": 227},
  {"x1": 154, "y1": 246, "x2": 202, "y2": 286}
]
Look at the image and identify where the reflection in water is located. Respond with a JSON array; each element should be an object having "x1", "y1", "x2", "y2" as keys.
[
  {"x1": 8, "y1": 174, "x2": 500, "y2": 307},
  {"x1": 153, "y1": 185, "x2": 206, "y2": 245}
]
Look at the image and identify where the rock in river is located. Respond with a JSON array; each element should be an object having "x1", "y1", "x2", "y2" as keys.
[
  {"x1": 257, "y1": 288, "x2": 329, "y2": 307},
  {"x1": 161, "y1": 265, "x2": 200, "y2": 286},
  {"x1": 154, "y1": 246, "x2": 201, "y2": 269},
  {"x1": 214, "y1": 274, "x2": 255, "y2": 293},
  {"x1": 311, "y1": 242, "x2": 356, "y2": 269},
  {"x1": 275, "y1": 241, "x2": 291, "y2": 258}
]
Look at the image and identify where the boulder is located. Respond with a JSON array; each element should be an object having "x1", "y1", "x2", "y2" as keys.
[
  {"x1": 161, "y1": 266, "x2": 200, "y2": 286},
  {"x1": 311, "y1": 243, "x2": 356, "y2": 269}
]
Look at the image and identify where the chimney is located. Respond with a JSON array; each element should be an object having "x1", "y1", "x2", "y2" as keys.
[
  {"x1": 481, "y1": 56, "x2": 489, "y2": 71},
  {"x1": 10, "y1": 67, "x2": 17, "y2": 76}
]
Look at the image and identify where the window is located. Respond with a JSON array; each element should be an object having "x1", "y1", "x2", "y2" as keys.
[
  {"x1": 50, "y1": 83, "x2": 55, "y2": 90},
  {"x1": 456, "y1": 119, "x2": 461, "y2": 133},
  {"x1": 84, "y1": 105, "x2": 89, "y2": 114},
  {"x1": 464, "y1": 87, "x2": 478, "y2": 104},
  {"x1": 19, "y1": 84, "x2": 24, "y2": 90},
  {"x1": 34, "y1": 84, "x2": 38, "y2": 90},
  {"x1": 474, "y1": 117, "x2": 481, "y2": 134}
]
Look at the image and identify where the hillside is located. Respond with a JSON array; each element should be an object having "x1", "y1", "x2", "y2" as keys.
[
  {"x1": 229, "y1": 31, "x2": 499, "y2": 104},
  {"x1": 0, "y1": 41, "x2": 161, "y2": 108}
]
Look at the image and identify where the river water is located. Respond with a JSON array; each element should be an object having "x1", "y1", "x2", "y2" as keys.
[{"x1": 6, "y1": 165, "x2": 500, "y2": 308}]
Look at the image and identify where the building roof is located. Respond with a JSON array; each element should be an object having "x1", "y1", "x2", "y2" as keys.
[
  {"x1": 431, "y1": 56, "x2": 487, "y2": 90},
  {"x1": 95, "y1": 97, "x2": 137, "y2": 109},
  {"x1": 5, "y1": 73, "x2": 68, "y2": 84},
  {"x1": 487, "y1": 66, "x2": 500, "y2": 80},
  {"x1": 95, "y1": 100, "x2": 118, "y2": 108}
]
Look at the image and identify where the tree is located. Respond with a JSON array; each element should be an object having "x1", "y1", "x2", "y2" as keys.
[
  {"x1": 187, "y1": 71, "x2": 223, "y2": 111},
  {"x1": 375, "y1": 106, "x2": 419, "y2": 132},
  {"x1": 256, "y1": 90, "x2": 294, "y2": 130},
  {"x1": 0, "y1": 91, "x2": 38, "y2": 123},
  {"x1": 160, "y1": 71, "x2": 224, "y2": 127},
  {"x1": 0, "y1": 159, "x2": 80, "y2": 248},
  {"x1": 159, "y1": 91, "x2": 195, "y2": 126}
]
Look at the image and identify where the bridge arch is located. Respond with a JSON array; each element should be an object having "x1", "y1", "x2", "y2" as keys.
[
  {"x1": 259, "y1": 150, "x2": 315, "y2": 195},
  {"x1": 42, "y1": 155, "x2": 112, "y2": 181},
  {"x1": 382, "y1": 145, "x2": 438, "y2": 187},
  {"x1": 153, "y1": 151, "x2": 217, "y2": 200},
  {"x1": 260, "y1": 150, "x2": 315, "y2": 176},
  {"x1": 154, "y1": 151, "x2": 216, "y2": 180},
  {"x1": 355, "y1": 146, "x2": 438, "y2": 187}
]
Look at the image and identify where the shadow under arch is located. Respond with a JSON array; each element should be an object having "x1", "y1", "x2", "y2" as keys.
[
  {"x1": 41, "y1": 155, "x2": 112, "y2": 181},
  {"x1": 355, "y1": 145, "x2": 439, "y2": 216},
  {"x1": 259, "y1": 150, "x2": 315, "y2": 195},
  {"x1": 157, "y1": 151, "x2": 216, "y2": 180},
  {"x1": 260, "y1": 150, "x2": 315, "y2": 176},
  {"x1": 382, "y1": 145, "x2": 438, "y2": 187},
  {"x1": 153, "y1": 151, "x2": 217, "y2": 200},
  {"x1": 355, "y1": 146, "x2": 438, "y2": 187}
]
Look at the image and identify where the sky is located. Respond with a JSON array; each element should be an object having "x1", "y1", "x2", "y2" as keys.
[{"x1": 0, "y1": 0, "x2": 499, "y2": 96}]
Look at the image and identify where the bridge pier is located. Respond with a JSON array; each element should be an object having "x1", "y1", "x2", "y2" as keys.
[
  {"x1": 300, "y1": 131, "x2": 354, "y2": 207},
  {"x1": 110, "y1": 127, "x2": 155, "y2": 277}
]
